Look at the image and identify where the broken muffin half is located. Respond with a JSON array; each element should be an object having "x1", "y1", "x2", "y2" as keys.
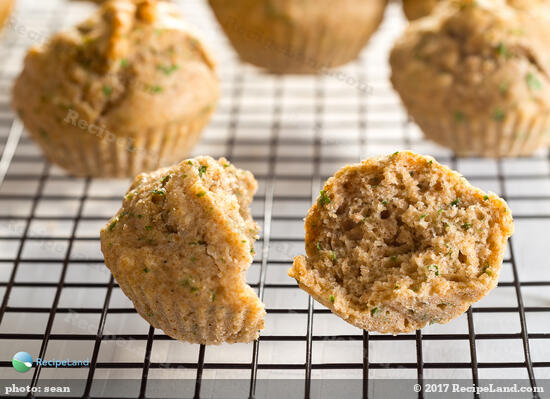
[
  {"x1": 289, "y1": 151, "x2": 513, "y2": 333},
  {"x1": 100, "y1": 156, "x2": 264, "y2": 344}
]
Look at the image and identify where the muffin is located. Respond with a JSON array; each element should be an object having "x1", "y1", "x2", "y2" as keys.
[
  {"x1": 289, "y1": 152, "x2": 513, "y2": 334},
  {"x1": 403, "y1": 0, "x2": 440, "y2": 20},
  {"x1": 12, "y1": 0, "x2": 219, "y2": 177},
  {"x1": 403, "y1": 0, "x2": 547, "y2": 20},
  {"x1": 208, "y1": 0, "x2": 388, "y2": 74},
  {"x1": 390, "y1": 0, "x2": 550, "y2": 157},
  {"x1": 0, "y1": 0, "x2": 14, "y2": 31},
  {"x1": 100, "y1": 156, "x2": 265, "y2": 344}
]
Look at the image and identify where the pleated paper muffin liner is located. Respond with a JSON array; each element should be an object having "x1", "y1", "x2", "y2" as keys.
[
  {"x1": 122, "y1": 281, "x2": 265, "y2": 345},
  {"x1": 413, "y1": 110, "x2": 550, "y2": 158},
  {"x1": 208, "y1": 0, "x2": 387, "y2": 74},
  {"x1": 22, "y1": 109, "x2": 214, "y2": 178}
]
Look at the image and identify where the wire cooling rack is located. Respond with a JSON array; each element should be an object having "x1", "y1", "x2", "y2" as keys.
[{"x1": 0, "y1": 0, "x2": 549, "y2": 398}]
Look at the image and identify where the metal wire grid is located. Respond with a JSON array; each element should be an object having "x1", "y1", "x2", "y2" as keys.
[{"x1": 0, "y1": 0, "x2": 549, "y2": 398}]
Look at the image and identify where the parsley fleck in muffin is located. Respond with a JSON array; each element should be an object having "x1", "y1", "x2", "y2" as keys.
[
  {"x1": 12, "y1": 0, "x2": 219, "y2": 177},
  {"x1": 0, "y1": 0, "x2": 14, "y2": 31},
  {"x1": 289, "y1": 152, "x2": 513, "y2": 334},
  {"x1": 208, "y1": 0, "x2": 388, "y2": 74},
  {"x1": 100, "y1": 157, "x2": 265, "y2": 344},
  {"x1": 391, "y1": 0, "x2": 550, "y2": 157}
]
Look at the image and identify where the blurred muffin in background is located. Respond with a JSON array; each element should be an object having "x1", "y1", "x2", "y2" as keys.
[
  {"x1": 69, "y1": 0, "x2": 172, "y2": 4},
  {"x1": 12, "y1": 0, "x2": 219, "y2": 177},
  {"x1": 403, "y1": 0, "x2": 549, "y2": 20},
  {"x1": 0, "y1": 0, "x2": 14, "y2": 31},
  {"x1": 403, "y1": 0, "x2": 440, "y2": 20},
  {"x1": 208, "y1": 0, "x2": 388, "y2": 74},
  {"x1": 390, "y1": 0, "x2": 550, "y2": 157}
]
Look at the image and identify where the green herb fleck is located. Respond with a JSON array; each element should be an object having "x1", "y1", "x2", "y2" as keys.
[
  {"x1": 450, "y1": 198, "x2": 460, "y2": 207},
  {"x1": 381, "y1": 200, "x2": 388, "y2": 206},
  {"x1": 190, "y1": 286, "x2": 198, "y2": 293},
  {"x1": 108, "y1": 219, "x2": 117, "y2": 231},
  {"x1": 483, "y1": 195, "x2": 489, "y2": 201},
  {"x1": 211, "y1": 290, "x2": 216, "y2": 301},
  {"x1": 330, "y1": 251, "x2": 337, "y2": 261},
  {"x1": 196, "y1": 190, "x2": 207, "y2": 198},
  {"x1": 427, "y1": 264, "x2": 440, "y2": 276},
  {"x1": 152, "y1": 188, "x2": 166, "y2": 196},
  {"x1": 329, "y1": 295, "x2": 335, "y2": 303},
  {"x1": 454, "y1": 111, "x2": 466, "y2": 123},
  {"x1": 438, "y1": 209, "x2": 444, "y2": 214},
  {"x1": 499, "y1": 81, "x2": 509, "y2": 94},
  {"x1": 390, "y1": 255, "x2": 398, "y2": 263},
  {"x1": 392, "y1": 151, "x2": 399, "y2": 157},
  {"x1": 102, "y1": 85, "x2": 113, "y2": 97},
  {"x1": 318, "y1": 190, "x2": 331, "y2": 206},
  {"x1": 187, "y1": 160, "x2": 193, "y2": 165},
  {"x1": 145, "y1": 225, "x2": 152, "y2": 230},
  {"x1": 482, "y1": 264, "x2": 493, "y2": 276},
  {"x1": 420, "y1": 214, "x2": 427, "y2": 220},
  {"x1": 147, "y1": 84, "x2": 164, "y2": 94},
  {"x1": 198, "y1": 165, "x2": 208, "y2": 177},
  {"x1": 316, "y1": 242, "x2": 322, "y2": 251},
  {"x1": 497, "y1": 42, "x2": 511, "y2": 58},
  {"x1": 157, "y1": 64, "x2": 179, "y2": 75},
  {"x1": 223, "y1": 163, "x2": 230, "y2": 168},
  {"x1": 462, "y1": 222, "x2": 472, "y2": 230},
  {"x1": 160, "y1": 174, "x2": 171, "y2": 184},
  {"x1": 180, "y1": 278, "x2": 191, "y2": 287},
  {"x1": 394, "y1": 285, "x2": 400, "y2": 290},
  {"x1": 143, "y1": 267, "x2": 149, "y2": 273},
  {"x1": 526, "y1": 72, "x2": 543, "y2": 91},
  {"x1": 370, "y1": 307, "x2": 379, "y2": 316},
  {"x1": 138, "y1": 214, "x2": 143, "y2": 219},
  {"x1": 492, "y1": 109, "x2": 505, "y2": 122},
  {"x1": 120, "y1": 58, "x2": 129, "y2": 68},
  {"x1": 190, "y1": 256, "x2": 197, "y2": 262}
]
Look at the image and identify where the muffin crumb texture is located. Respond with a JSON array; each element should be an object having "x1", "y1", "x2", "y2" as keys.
[
  {"x1": 100, "y1": 156, "x2": 265, "y2": 344},
  {"x1": 289, "y1": 152, "x2": 513, "y2": 334}
]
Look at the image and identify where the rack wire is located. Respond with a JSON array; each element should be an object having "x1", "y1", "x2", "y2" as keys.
[{"x1": 0, "y1": 0, "x2": 549, "y2": 398}]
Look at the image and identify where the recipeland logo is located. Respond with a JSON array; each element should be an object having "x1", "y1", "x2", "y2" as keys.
[
  {"x1": 11, "y1": 352, "x2": 32, "y2": 373},
  {"x1": 11, "y1": 351, "x2": 90, "y2": 373}
]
